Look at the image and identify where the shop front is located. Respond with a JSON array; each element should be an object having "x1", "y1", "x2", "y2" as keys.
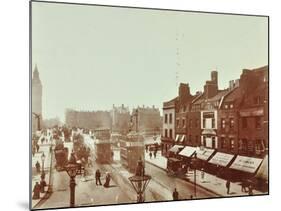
[
  {"x1": 255, "y1": 155, "x2": 268, "y2": 192},
  {"x1": 178, "y1": 146, "x2": 197, "y2": 167},
  {"x1": 208, "y1": 152, "x2": 235, "y2": 178},
  {"x1": 168, "y1": 144, "x2": 184, "y2": 158},
  {"x1": 195, "y1": 147, "x2": 216, "y2": 170},
  {"x1": 229, "y1": 155, "x2": 263, "y2": 182}
]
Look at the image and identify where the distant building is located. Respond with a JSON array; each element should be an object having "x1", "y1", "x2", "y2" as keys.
[
  {"x1": 111, "y1": 104, "x2": 130, "y2": 135},
  {"x1": 43, "y1": 117, "x2": 61, "y2": 128},
  {"x1": 65, "y1": 109, "x2": 111, "y2": 130},
  {"x1": 131, "y1": 105, "x2": 161, "y2": 136},
  {"x1": 161, "y1": 97, "x2": 177, "y2": 156},
  {"x1": 32, "y1": 65, "x2": 43, "y2": 133}
]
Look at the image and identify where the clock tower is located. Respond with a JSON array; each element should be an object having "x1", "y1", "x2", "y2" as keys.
[{"x1": 32, "y1": 64, "x2": 43, "y2": 132}]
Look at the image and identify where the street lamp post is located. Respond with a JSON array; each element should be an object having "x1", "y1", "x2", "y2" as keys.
[
  {"x1": 41, "y1": 152, "x2": 46, "y2": 174},
  {"x1": 191, "y1": 152, "x2": 198, "y2": 197},
  {"x1": 128, "y1": 159, "x2": 151, "y2": 203},
  {"x1": 65, "y1": 153, "x2": 80, "y2": 208}
]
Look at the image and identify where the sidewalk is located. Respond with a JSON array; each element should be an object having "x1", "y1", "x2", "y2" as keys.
[
  {"x1": 31, "y1": 135, "x2": 53, "y2": 208},
  {"x1": 145, "y1": 151, "x2": 265, "y2": 197}
]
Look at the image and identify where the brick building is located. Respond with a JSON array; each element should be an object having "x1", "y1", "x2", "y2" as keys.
[
  {"x1": 175, "y1": 83, "x2": 194, "y2": 146},
  {"x1": 65, "y1": 109, "x2": 111, "y2": 130},
  {"x1": 111, "y1": 104, "x2": 130, "y2": 135},
  {"x1": 161, "y1": 97, "x2": 177, "y2": 156},
  {"x1": 131, "y1": 105, "x2": 161, "y2": 136},
  {"x1": 217, "y1": 80, "x2": 241, "y2": 154},
  {"x1": 237, "y1": 66, "x2": 268, "y2": 158}
]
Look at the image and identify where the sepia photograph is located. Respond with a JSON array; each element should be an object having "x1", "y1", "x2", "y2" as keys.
[{"x1": 30, "y1": 1, "x2": 269, "y2": 210}]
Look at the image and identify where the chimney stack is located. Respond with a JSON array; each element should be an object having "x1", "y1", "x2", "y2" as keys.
[
  {"x1": 178, "y1": 83, "x2": 190, "y2": 102},
  {"x1": 204, "y1": 71, "x2": 218, "y2": 98}
]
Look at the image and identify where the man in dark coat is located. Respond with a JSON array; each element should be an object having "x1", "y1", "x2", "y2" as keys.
[
  {"x1": 95, "y1": 169, "x2": 102, "y2": 185},
  {"x1": 40, "y1": 179, "x2": 47, "y2": 193},
  {"x1": 32, "y1": 182, "x2": 41, "y2": 200},
  {"x1": 226, "y1": 180, "x2": 231, "y2": 194},
  {"x1": 36, "y1": 144, "x2": 40, "y2": 153},
  {"x1": 153, "y1": 150, "x2": 157, "y2": 158},
  {"x1": 248, "y1": 185, "x2": 254, "y2": 196},
  {"x1": 35, "y1": 161, "x2": 41, "y2": 173},
  {"x1": 104, "y1": 173, "x2": 111, "y2": 188},
  {"x1": 172, "y1": 188, "x2": 179, "y2": 200}
]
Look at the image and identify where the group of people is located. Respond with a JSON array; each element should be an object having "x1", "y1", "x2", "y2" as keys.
[
  {"x1": 32, "y1": 143, "x2": 40, "y2": 157},
  {"x1": 95, "y1": 169, "x2": 111, "y2": 188},
  {"x1": 32, "y1": 174, "x2": 47, "y2": 200},
  {"x1": 226, "y1": 180, "x2": 254, "y2": 195},
  {"x1": 146, "y1": 145, "x2": 158, "y2": 159}
]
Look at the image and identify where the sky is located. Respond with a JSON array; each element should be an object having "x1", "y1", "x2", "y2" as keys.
[{"x1": 31, "y1": 2, "x2": 268, "y2": 122}]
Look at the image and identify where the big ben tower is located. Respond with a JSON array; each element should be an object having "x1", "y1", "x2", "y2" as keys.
[{"x1": 32, "y1": 64, "x2": 43, "y2": 132}]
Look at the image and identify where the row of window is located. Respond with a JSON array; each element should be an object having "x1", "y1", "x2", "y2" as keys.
[
  {"x1": 238, "y1": 139, "x2": 265, "y2": 154},
  {"x1": 165, "y1": 115, "x2": 262, "y2": 129},
  {"x1": 176, "y1": 118, "x2": 200, "y2": 128},
  {"x1": 163, "y1": 132, "x2": 265, "y2": 154},
  {"x1": 164, "y1": 113, "x2": 173, "y2": 124},
  {"x1": 217, "y1": 117, "x2": 261, "y2": 130},
  {"x1": 242, "y1": 116, "x2": 262, "y2": 129},
  {"x1": 221, "y1": 118, "x2": 235, "y2": 129},
  {"x1": 164, "y1": 129, "x2": 173, "y2": 138}
]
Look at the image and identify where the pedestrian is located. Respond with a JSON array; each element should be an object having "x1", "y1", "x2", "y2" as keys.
[
  {"x1": 32, "y1": 182, "x2": 41, "y2": 200},
  {"x1": 104, "y1": 172, "x2": 111, "y2": 188},
  {"x1": 135, "y1": 158, "x2": 144, "y2": 176},
  {"x1": 172, "y1": 188, "x2": 179, "y2": 200},
  {"x1": 32, "y1": 147, "x2": 36, "y2": 157},
  {"x1": 41, "y1": 171, "x2": 46, "y2": 180},
  {"x1": 153, "y1": 150, "x2": 157, "y2": 158},
  {"x1": 226, "y1": 180, "x2": 231, "y2": 194},
  {"x1": 111, "y1": 151, "x2": 114, "y2": 161},
  {"x1": 95, "y1": 169, "x2": 102, "y2": 185},
  {"x1": 36, "y1": 144, "x2": 40, "y2": 153},
  {"x1": 241, "y1": 180, "x2": 247, "y2": 192},
  {"x1": 201, "y1": 168, "x2": 205, "y2": 182},
  {"x1": 149, "y1": 152, "x2": 152, "y2": 159},
  {"x1": 248, "y1": 185, "x2": 254, "y2": 196},
  {"x1": 35, "y1": 161, "x2": 41, "y2": 173},
  {"x1": 40, "y1": 179, "x2": 47, "y2": 193},
  {"x1": 145, "y1": 145, "x2": 148, "y2": 153}
]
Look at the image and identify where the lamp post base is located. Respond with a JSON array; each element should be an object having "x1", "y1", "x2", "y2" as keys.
[{"x1": 70, "y1": 177, "x2": 76, "y2": 207}]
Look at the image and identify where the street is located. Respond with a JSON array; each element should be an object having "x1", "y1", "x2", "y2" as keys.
[{"x1": 34, "y1": 134, "x2": 217, "y2": 209}]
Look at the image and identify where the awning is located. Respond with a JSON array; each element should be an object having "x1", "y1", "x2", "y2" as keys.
[
  {"x1": 208, "y1": 152, "x2": 235, "y2": 167},
  {"x1": 180, "y1": 135, "x2": 186, "y2": 143},
  {"x1": 168, "y1": 157, "x2": 181, "y2": 162},
  {"x1": 255, "y1": 155, "x2": 268, "y2": 181},
  {"x1": 240, "y1": 108, "x2": 264, "y2": 117},
  {"x1": 179, "y1": 146, "x2": 196, "y2": 157},
  {"x1": 125, "y1": 142, "x2": 144, "y2": 147},
  {"x1": 169, "y1": 144, "x2": 184, "y2": 153},
  {"x1": 202, "y1": 129, "x2": 216, "y2": 135},
  {"x1": 196, "y1": 147, "x2": 215, "y2": 161},
  {"x1": 230, "y1": 155, "x2": 262, "y2": 173},
  {"x1": 175, "y1": 135, "x2": 182, "y2": 142}
]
